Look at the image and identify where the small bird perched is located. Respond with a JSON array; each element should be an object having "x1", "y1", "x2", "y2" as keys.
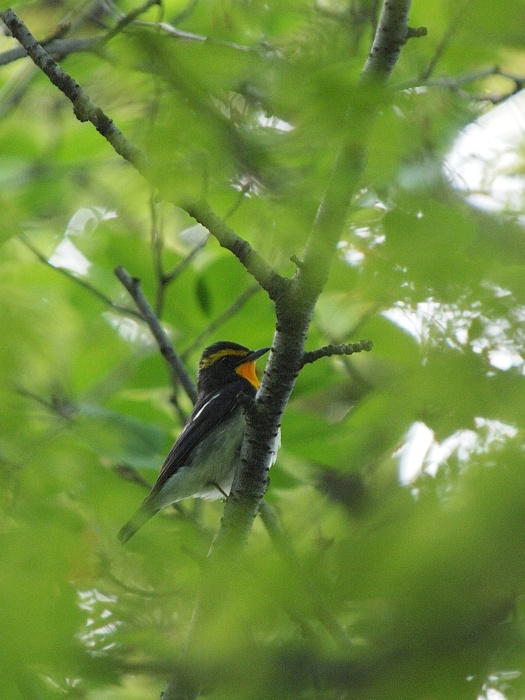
[{"x1": 118, "y1": 341, "x2": 273, "y2": 543}]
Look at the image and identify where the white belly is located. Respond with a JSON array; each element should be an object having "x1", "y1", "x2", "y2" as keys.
[{"x1": 151, "y1": 411, "x2": 280, "y2": 510}]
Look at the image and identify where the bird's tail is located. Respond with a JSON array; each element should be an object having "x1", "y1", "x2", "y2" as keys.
[{"x1": 118, "y1": 503, "x2": 157, "y2": 544}]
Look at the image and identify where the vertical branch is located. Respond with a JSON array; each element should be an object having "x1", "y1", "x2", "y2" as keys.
[
  {"x1": 163, "y1": 2, "x2": 414, "y2": 697},
  {"x1": 361, "y1": 0, "x2": 413, "y2": 82}
]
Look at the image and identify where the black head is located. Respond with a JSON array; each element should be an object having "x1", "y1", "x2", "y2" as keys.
[{"x1": 197, "y1": 341, "x2": 270, "y2": 395}]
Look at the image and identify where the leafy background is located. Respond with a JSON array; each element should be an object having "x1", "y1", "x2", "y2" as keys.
[{"x1": 1, "y1": 0, "x2": 525, "y2": 698}]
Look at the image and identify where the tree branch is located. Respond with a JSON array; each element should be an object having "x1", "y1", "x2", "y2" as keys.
[
  {"x1": 2, "y1": 10, "x2": 285, "y2": 314},
  {"x1": 114, "y1": 266, "x2": 197, "y2": 403},
  {"x1": 302, "y1": 340, "x2": 374, "y2": 367},
  {"x1": 398, "y1": 66, "x2": 525, "y2": 104},
  {"x1": 361, "y1": 0, "x2": 414, "y2": 82},
  {"x1": 0, "y1": 37, "x2": 96, "y2": 67},
  {"x1": 205, "y1": 0, "x2": 411, "y2": 587},
  {"x1": 136, "y1": 19, "x2": 254, "y2": 53},
  {"x1": 418, "y1": 0, "x2": 473, "y2": 82},
  {"x1": 1, "y1": 9, "x2": 147, "y2": 172},
  {"x1": 19, "y1": 234, "x2": 141, "y2": 319},
  {"x1": 0, "y1": 0, "x2": 160, "y2": 67},
  {"x1": 208, "y1": 0, "x2": 412, "y2": 559},
  {"x1": 184, "y1": 200, "x2": 287, "y2": 302}
]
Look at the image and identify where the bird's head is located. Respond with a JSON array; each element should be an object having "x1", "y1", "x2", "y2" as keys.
[{"x1": 197, "y1": 341, "x2": 270, "y2": 395}]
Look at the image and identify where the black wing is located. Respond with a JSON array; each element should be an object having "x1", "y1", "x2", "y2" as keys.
[
  {"x1": 149, "y1": 380, "x2": 246, "y2": 498},
  {"x1": 118, "y1": 380, "x2": 249, "y2": 543}
]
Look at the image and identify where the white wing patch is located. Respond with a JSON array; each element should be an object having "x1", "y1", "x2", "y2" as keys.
[{"x1": 190, "y1": 391, "x2": 222, "y2": 423}]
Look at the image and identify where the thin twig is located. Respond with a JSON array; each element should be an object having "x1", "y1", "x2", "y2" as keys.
[
  {"x1": 418, "y1": 0, "x2": 473, "y2": 82},
  {"x1": 100, "y1": 0, "x2": 161, "y2": 45},
  {"x1": 396, "y1": 65, "x2": 525, "y2": 103},
  {"x1": 0, "y1": 37, "x2": 96, "y2": 67},
  {"x1": 163, "y1": 240, "x2": 208, "y2": 284},
  {"x1": 2, "y1": 10, "x2": 283, "y2": 315},
  {"x1": 302, "y1": 340, "x2": 373, "y2": 367},
  {"x1": 223, "y1": 181, "x2": 252, "y2": 221},
  {"x1": 0, "y1": 0, "x2": 159, "y2": 67},
  {"x1": 16, "y1": 385, "x2": 76, "y2": 422},
  {"x1": 114, "y1": 266, "x2": 198, "y2": 403},
  {"x1": 148, "y1": 193, "x2": 166, "y2": 318},
  {"x1": 136, "y1": 20, "x2": 254, "y2": 52},
  {"x1": 112, "y1": 463, "x2": 153, "y2": 490},
  {"x1": 19, "y1": 234, "x2": 141, "y2": 319}
]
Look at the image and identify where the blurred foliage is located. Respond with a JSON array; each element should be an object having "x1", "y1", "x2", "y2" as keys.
[{"x1": 0, "y1": 0, "x2": 525, "y2": 698}]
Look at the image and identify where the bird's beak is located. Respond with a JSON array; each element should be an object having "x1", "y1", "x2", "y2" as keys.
[
  {"x1": 234, "y1": 347, "x2": 270, "y2": 389},
  {"x1": 237, "y1": 347, "x2": 270, "y2": 365}
]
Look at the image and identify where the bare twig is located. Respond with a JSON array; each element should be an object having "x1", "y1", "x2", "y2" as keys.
[
  {"x1": 16, "y1": 385, "x2": 76, "y2": 422},
  {"x1": 136, "y1": 19, "x2": 253, "y2": 53},
  {"x1": 396, "y1": 66, "x2": 498, "y2": 91},
  {"x1": 101, "y1": 0, "x2": 161, "y2": 44},
  {"x1": 114, "y1": 266, "x2": 198, "y2": 403},
  {"x1": 19, "y1": 234, "x2": 141, "y2": 319},
  {"x1": 302, "y1": 340, "x2": 373, "y2": 367},
  {"x1": 163, "y1": 240, "x2": 208, "y2": 285},
  {"x1": 0, "y1": 0, "x2": 159, "y2": 67},
  {"x1": 148, "y1": 194, "x2": 166, "y2": 318},
  {"x1": 112, "y1": 463, "x2": 153, "y2": 490},
  {"x1": 0, "y1": 37, "x2": 96, "y2": 67},
  {"x1": 3, "y1": 10, "x2": 283, "y2": 319},
  {"x1": 406, "y1": 26, "x2": 427, "y2": 40},
  {"x1": 418, "y1": 0, "x2": 473, "y2": 82},
  {"x1": 397, "y1": 65, "x2": 525, "y2": 103},
  {"x1": 428, "y1": 68, "x2": 524, "y2": 103},
  {"x1": 223, "y1": 181, "x2": 252, "y2": 221}
]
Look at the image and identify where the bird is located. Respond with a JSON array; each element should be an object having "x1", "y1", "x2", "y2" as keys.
[{"x1": 118, "y1": 341, "x2": 274, "y2": 543}]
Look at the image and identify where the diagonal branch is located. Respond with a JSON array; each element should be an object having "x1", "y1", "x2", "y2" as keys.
[
  {"x1": 209, "y1": 0, "x2": 413, "y2": 565},
  {"x1": 114, "y1": 266, "x2": 197, "y2": 403},
  {"x1": 0, "y1": 0, "x2": 160, "y2": 66},
  {"x1": 418, "y1": 0, "x2": 472, "y2": 82},
  {"x1": 1, "y1": 9, "x2": 147, "y2": 171},
  {"x1": 184, "y1": 200, "x2": 288, "y2": 302},
  {"x1": 19, "y1": 234, "x2": 141, "y2": 319}
]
